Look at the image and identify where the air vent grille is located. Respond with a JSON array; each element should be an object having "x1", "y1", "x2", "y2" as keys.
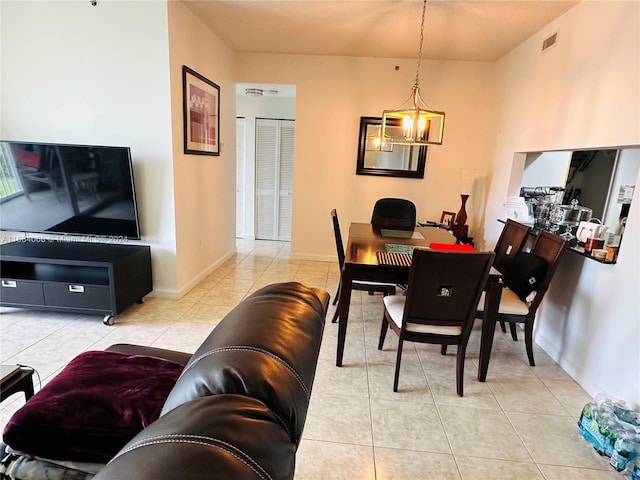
[{"x1": 542, "y1": 32, "x2": 558, "y2": 52}]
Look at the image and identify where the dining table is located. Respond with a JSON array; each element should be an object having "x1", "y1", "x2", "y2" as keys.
[{"x1": 335, "y1": 222, "x2": 503, "y2": 383}]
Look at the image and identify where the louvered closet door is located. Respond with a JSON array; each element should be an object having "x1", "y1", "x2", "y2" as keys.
[
  {"x1": 236, "y1": 118, "x2": 246, "y2": 238},
  {"x1": 255, "y1": 119, "x2": 294, "y2": 241}
]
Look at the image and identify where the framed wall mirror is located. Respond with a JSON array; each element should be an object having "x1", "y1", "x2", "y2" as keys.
[{"x1": 356, "y1": 116, "x2": 427, "y2": 178}]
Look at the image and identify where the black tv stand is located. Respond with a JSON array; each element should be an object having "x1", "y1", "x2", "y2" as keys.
[{"x1": 0, "y1": 240, "x2": 152, "y2": 325}]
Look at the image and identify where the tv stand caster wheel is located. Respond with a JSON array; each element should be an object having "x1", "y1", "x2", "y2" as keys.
[{"x1": 103, "y1": 315, "x2": 115, "y2": 326}]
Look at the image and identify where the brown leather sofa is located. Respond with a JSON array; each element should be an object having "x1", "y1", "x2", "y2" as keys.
[{"x1": 1, "y1": 282, "x2": 329, "y2": 480}]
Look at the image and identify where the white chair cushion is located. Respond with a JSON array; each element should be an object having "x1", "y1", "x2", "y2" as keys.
[
  {"x1": 477, "y1": 288, "x2": 530, "y2": 316},
  {"x1": 383, "y1": 295, "x2": 463, "y2": 336}
]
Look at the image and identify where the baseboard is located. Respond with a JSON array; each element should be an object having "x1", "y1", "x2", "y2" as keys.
[
  {"x1": 148, "y1": 248, "x2": 237, "y2": 300},
  {"x1": 289, "y1": 252, "x2": 335, "y2": 262}
]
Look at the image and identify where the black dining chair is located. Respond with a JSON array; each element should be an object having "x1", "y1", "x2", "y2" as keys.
[
  {"x1": 330, "y1": 209, "x2": 396, "y2": 323},
  {"x1": 378, "y1": 249, "x2": 495, "y2": 396},
  {"x1": 371, "y1": 198, "x2": 417, "y2": 231},
  {"x1": 476, "y1": 230, "x2": 567, "y2": 366}
]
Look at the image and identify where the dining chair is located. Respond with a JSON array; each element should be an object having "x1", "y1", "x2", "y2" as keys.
[
  {"x1": 493, "y1": 219, "x2": 532, "y2": 274},
  {"x1": 13, "y1": 145, "x2": 64, "y2": 202},
  {"x1": 330, "y1": 209, "x2": 396, "y2": 323},
  {"x1": 378, "y1": 249, "x2": 495, "y2": 396},
  {"x1": 370, "y1": 198, "x2": 417, "y2": 231},
  {"x1": 476, "y1": 229, "x2": 567, "y2": 366}
]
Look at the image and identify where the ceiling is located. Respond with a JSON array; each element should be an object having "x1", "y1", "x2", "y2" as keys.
[{"x1": 183, "y1": 0, "x2": 579, "y2": 62}]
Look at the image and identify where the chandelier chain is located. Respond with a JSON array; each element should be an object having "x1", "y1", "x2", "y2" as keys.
[{"x1": 414, "y1": 0, "x2": 427, "y2": 89}]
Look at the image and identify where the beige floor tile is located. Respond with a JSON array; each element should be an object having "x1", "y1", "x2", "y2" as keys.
[
  {"x1": 536, "y1": 463, "x2": 623, "y2": 479},
  {"x1": 506, "y1": 412, "x2": 611, "y2": 469},
  {"x1": 438, "y1": 405, "x2": 533, "y2": 462},
  {"x1": 375, "y1": 448, "x2": 461, "y2": 480},
  {"x1": 295, "y1": 440, "x2": 375, "y2": 480},
  {"x1": 487, "y1": 377, "x2": 566, "y2": 415},
  {"x1": 151, "y1": 322, "x2": 215, "y2": 353},
  {"x1": 455, "y1": 456, "x2": 544, "y2": 480},
  {"x1": 292, "y1": 273, "x2": 328, "y2": 289},
  {"x1": 88, "y1": 321, "x2": 173, "y2": 350},
  {"x1": 532, "y1": 362, "x2": 578, "y2": 381},
  {"x1": 218, "y1": 269, "x2": 262, "y2": 281},
  {"x1": 313, "y1": 357, "x2": 370, "y2": 398},
  {"x1": 541, "y1": 378, "x2": 593, "y2": 418},
  {"x1": 366, "y1": 362, "x2": 434, "y2": 403},
  {"x1": 257, "y1": 271, "x2": 296, "y2": 285},
  {"x1": 197, "y1": 289, "x2": 248, "y2": 306},
  {"x1": 297, "y1": 261, "x2": 331, "y2": 275},
  {"x1": 177, "y1": 303, "x2": 233, "y2": 323},
  {"x1": 215, "y1": 277, "x2": 255, "y2": 292},
  {"x1": 303, "y1": 393, "x2": 373, "y2": 445},
  {"x1": 266, "y1": 258, "x2": 301, "y2": 272},
  {"x1": 370, "y1": 397, "x2": 450, "y2": 454},
  {"x1": 426, "y1": 368, "x2": 501, "y2": 411}
]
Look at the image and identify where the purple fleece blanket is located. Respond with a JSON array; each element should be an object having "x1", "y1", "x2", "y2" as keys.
[{"x1": 3, "y1": 350, "x2": 184, "y2": 463}]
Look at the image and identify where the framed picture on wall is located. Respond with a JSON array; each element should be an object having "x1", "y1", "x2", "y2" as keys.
[
  {"x1": 182, "y1": 66, "x2": 220, "y2": 155},
  {"x1": 440, "y1": 211, "x2": 456, "y2": 228}
]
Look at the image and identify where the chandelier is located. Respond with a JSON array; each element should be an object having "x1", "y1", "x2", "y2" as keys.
[{"x1": 381, "y1": 0, "x2": 445, "y2": 146}]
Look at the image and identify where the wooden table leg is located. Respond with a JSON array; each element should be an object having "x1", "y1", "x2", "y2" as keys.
[
  {"x1": 336, "y1": 266, "x2": 353, "y2": 367},
  {"x1": 478, "y1": 277, "x2": 502, "y2": 382}
]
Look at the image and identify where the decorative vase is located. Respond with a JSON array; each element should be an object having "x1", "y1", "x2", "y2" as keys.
[{"x1": 456, "y1": 194, "x2": 469, "y2": 226}]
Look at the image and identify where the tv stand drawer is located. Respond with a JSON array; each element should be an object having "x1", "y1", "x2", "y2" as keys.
[
  {"x1": 1, "y1": 241, "x2": 152, "y2": 322},
  {"x1": 43, "y1": 284, "x2": 111, "y2": 311},
  {"x1": 0, "y1": 280, "x2": 45, "y2": 305}
]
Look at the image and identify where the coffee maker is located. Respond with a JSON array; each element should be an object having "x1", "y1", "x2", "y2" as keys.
[{"x1": 520, "y1": 186, "x2": 564, "y2": 231}]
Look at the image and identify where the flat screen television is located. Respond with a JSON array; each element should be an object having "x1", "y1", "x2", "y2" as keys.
[{"x1": 0, "y1": 141, "x2": 142, "y2": 240}]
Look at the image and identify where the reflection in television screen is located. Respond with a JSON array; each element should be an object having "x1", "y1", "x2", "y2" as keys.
[{"x1": 0, "y1": 141, "x2": 141, "y2": 240}]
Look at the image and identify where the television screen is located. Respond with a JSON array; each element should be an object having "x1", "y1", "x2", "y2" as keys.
[{"x1": 0, "y1": 141, "x2": 141, "y2": 240}]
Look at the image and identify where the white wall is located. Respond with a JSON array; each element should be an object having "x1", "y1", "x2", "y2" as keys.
[
  {"x1": 522, "y1": 151, "x2": 571, "y2": 189},
  {"x1": 0, "y1": 0, "x2": 177, "y2": 294},
  {"x1": 236, "y1": 55, "x2": 499, "y2": 259},
  {"x1": 489, "y1": 1, "x2": 640, "y2": 406},
  {"x1": 167, "y1": 2, "x2": 237, "y2": 295},
  {"x1": 236, "y1": 94, "x2": 296, "y2": 239}
]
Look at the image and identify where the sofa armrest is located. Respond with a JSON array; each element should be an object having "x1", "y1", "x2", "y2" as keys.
[
  {"x1": 104, "y1": 344, "x2": 192, "y2": 367},
  {"x1": 93, "y1": 395, "x2": 296, "y2": 480},
  {"x1": 160, "y1": 282, "x2": 329, "y2": 445}
]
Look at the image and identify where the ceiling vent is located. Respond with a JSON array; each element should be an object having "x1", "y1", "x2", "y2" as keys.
[
  {"x1": 244, "y1": 88, "x2": 280, "y2": 97},
  {"x1": 541, "y1": 32, "x2": 558, "y2": 53}
]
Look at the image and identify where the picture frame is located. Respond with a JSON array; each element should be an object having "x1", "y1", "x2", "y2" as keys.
[
  {"x1": 440, "y1": 211, "x2": 456, "y2": 228},
  {"x1": 182, "y1": 66, "x2": 220, "y2": 155}
]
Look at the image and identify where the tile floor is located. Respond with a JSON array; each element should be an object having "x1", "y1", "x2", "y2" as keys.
[{"x1": 0, "y1": 239, "x2": 619, "y2": 479}]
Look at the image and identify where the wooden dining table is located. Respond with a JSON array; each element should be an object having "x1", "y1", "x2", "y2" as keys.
[{"x1": 335, "y1": 222, "x2": 503, "y2": 383}]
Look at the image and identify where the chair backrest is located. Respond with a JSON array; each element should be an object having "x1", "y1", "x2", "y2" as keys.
[
  {"x1": 493, "y1": 219, "x2": 531, "y2": 274},
  {"x1": 371, "y1": 198, "x2": 417, "y2": 230},
  {"x1": 402, "y1": 249, "x2": 495, "y2": 332},
  {"x1": 330, "y1": 209, "x2": 346, "y2": 269},
  {"x1": 529, "y1": 229, "x2": 567, "y2": 291}
]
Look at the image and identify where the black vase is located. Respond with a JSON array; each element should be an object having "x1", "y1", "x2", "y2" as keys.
[{"x1": 456, "y1": 194, "x2": 469, "y2": 226}]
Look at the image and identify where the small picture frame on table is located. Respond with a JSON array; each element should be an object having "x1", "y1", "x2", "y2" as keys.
[
  {"x1": 440, "y1": 211, "x2": 456, "y2": 228},
  {"x1": 182, "y1": 65, "x2": 220, "y2": 155}
]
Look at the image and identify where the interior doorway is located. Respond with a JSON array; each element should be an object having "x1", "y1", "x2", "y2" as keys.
[{"x1": 235, "y1": 83, "x2": 296, "y2": 240}]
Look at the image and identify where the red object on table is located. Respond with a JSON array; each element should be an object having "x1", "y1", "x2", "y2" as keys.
[{"x1": 428, "y1": 242, "x2": 476, "y2": 252}]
